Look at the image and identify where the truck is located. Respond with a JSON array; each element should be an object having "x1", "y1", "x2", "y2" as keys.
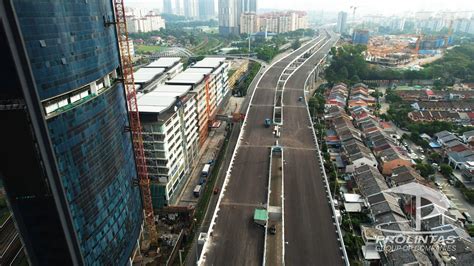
[
  {"x1": 264, "y1": 118, "x2": 272, "y2": 128},
  {"x1": 201, "y1": 163, "x2": 211, "y2": 177},
  {"x1": 193, "y1": 185, "x2": 202, "y2": 198}
]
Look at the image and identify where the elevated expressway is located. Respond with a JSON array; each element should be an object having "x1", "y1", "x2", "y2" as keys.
[{"x1": 199, "y1": 32, "x2": 347, "y2": 265}]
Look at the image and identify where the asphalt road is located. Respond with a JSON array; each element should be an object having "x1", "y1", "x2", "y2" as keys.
[
  {"x1": 201, "y1": 37, "x2": 326, "y2": 266},
  {"x1": 281, "y1": 35, "x2": 345, "y2": 265},
  {"x1": 201, "y1": 34, "x2": 346, "y2": 265}
]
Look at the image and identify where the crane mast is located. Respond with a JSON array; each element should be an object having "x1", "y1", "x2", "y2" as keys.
[{"x1": 113, "y1": 0, "x2": 158, "y2": 244}]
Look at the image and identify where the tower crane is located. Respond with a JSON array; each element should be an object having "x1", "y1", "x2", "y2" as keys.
[{"x1": 113, "y1": 0, "x2": 158, "y2": 244}]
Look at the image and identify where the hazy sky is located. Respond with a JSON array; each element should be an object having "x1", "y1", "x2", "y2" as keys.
[{"x1": 125, "y1": 0, "x2": 474, "y2": 15}]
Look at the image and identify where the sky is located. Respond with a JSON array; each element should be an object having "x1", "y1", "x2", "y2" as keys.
[{"x1": 125, "y1": 0, "x2": 474, "y2": 15}]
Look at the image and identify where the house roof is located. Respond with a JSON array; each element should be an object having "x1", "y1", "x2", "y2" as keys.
[
  {"x1": 448, "y1": 149, "x2": 474, "y2": 163},
  {"x1": 463, "y1": 130, "x2": 474, "y2": 139},
  {"x1": 343, "y1": 193, "x2": 364, "y2": 203},
  {"x1": 439, "y1": 134, "x2": 460, "y2": 144},
  {"x1": 435, "y1": 130, "x2": 452, "y2": 139},
  {"x1": 354, "y1": 166, "x2": 388, "y2": 197},
  {"x1": 444, "y1": 139, "x2": 466, "y2": 148}
]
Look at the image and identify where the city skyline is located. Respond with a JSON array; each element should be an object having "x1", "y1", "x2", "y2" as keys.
[{"x1": 125, "y1": 0, "x2": 474, "y2": 15}]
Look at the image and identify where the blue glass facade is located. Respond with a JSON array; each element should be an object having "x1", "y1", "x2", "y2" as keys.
[
  {"x1": 14, "y1": 0, "x2": 120, "y2": 100},
  {"x1": 47, "y1": 84, "x2": 142, "y2": 264},
  {"x1": 3, "y1": 0, "x2": 143, "y2": 264}
]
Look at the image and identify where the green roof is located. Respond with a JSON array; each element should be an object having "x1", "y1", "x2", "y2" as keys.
[{"x1": 254, "y1": 209, "x2": 268, "y2": 221}]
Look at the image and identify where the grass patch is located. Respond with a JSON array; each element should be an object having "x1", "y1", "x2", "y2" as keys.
[{"x1": 135, "y1": 45, "x2": 163, "y2": 54}]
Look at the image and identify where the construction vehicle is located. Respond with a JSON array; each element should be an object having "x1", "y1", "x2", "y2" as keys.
[
  {"x1": 264, "y1": 118, "x2": 272, "y2": 128},
  {"x1": 113, "y1": 0, "x2": 157, "y2": 244}
]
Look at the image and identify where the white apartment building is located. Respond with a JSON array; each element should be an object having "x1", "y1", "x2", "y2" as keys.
[
  {"x1": 240, "y1": 12, "x2": 259, "y2": 35},
  {"x1": 136, "y1": 57, "x2": 229, "y2": 209},
  {"x1": 138, "y1": 85, "x2": 199, "y2": 208},
  {"x1": 166, "y1": 57, "x2": 230, "y2": 147},
  {"x1": 257, "y1": 11, "x2": 308, "y2": 34},
  {"x1": 126, "y1": 13, "x2": 165, "y2": 33},
  {"x1": 191, "y1": 57, "x2": 230, "y2": 116},
  {"x1": 166, "y1": 70, "x2": 211, "y2": 147}
]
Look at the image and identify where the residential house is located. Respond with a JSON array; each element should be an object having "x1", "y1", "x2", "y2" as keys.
[
  {"x1": 448, "y1": 149, "x2": 474, "y2": 170},
  {"x1": 462, "y1": 130, "x2": 474, "y2": 144},
  {"x1": 378, "y1": 146, "x2": 413, "y2": 175},
  {"x1": 343, "y1": 139, "x2": 378, "y2": 168},
  {"x1": 408, "y1": 111, "x2": 461, "y2": 123},
  {"x1": 353, "y1": 165, "x2": 388, "y2": 198},
  {"x1": 389, "y1": 165, "x2": 424, "y2": 187}
]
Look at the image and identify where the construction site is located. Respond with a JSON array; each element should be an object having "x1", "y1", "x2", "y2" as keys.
[{"x1": 365, "y1": 33, "x2": 452, "y2": 68}]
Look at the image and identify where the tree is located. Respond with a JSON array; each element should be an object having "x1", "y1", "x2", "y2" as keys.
[
  {"x1": 429, "y1": 152, "x2": 442, "y2": 163},
  {"x1": 440, "y1": 164, "x2": 453, "y2": 177},
  {"x1": 415, "y1": 162, "x2": 435, "y2": 178},
  {"x1": 291, "y1": 39, "x2": 301, "y2": 50}
]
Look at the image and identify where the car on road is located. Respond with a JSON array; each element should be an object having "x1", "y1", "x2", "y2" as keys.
[
  {"x1": 268, "y1": 224, "x2": 276, "y2": 235},
  {"x1": 463, "y1": 212, "x2": 473, "y2": 224},
  {"x1": 193, "y1": 185, "x2": 202, "y2": 198},
  {"x1": 213, "y1": 187, "x2": 220, "y2": 195}
]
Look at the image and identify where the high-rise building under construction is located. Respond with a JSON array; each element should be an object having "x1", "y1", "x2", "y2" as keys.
[{"x1": 0, "y1": 0, "x2": 142, "y2": 264}]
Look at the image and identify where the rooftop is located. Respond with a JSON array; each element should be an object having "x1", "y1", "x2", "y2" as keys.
[
  {"x1": 134, "y1": 67, "x2": 166, "y2": 84},
  {"x1": 192, "y1": 57, "x2": 226, "y2": 69},
  {"x1": 137, "y1": 85, "x2": 191, "y2": 114},
  {"x1": 145, "y1": 57, "x2": 181, "y2": 68},
  {"x1": 166, "y1": 69, "x2": 208, "y2": 86}
]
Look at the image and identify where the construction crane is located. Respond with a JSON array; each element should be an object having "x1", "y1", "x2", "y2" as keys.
[{"x1": 113, "y1": 0, "x2": 158, "y2": 244}]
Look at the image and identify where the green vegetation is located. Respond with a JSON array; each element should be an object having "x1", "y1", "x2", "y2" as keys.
[
  {"x1": 403, "y1": 132, "x2": 430, "y2": 150},
  {"x1": 165, "y1": 19, "x2": 218, "y2": 29},
  {"x1": 415, "y1": 161, "x2": 435, "y2": 179},
  {"x1": 291, "y1": 39, "x2": 301, "y2": 50},
  {"x1": 324, "y1": 45, "x2": 369, "y2": 85},
  {"x1": 255, "y1": 44, "x2": 279, "y2": 62},
  {"x1": 234, "y1": 62, "x2": 261, "y2": 96},
  {"x1": 344, "y1": 233, "x2": 363, "y2": 261},
  {"x1": 325, "y1": 43, "x2": 474, "y2": 87},
  {"x1": 341, "y1": 213, "x2": 371, "y2": 233},
  {"x1": 192, "y1": 36, "x2": 223, "y2": 55},
  {"x1": 466, "y1": 224, "x2": 474, "y2": 237},
  {"x1": 440, "y1": 164, "x2": 453, "y2": 178},
  {"x1": 429, "y1": 152, "x2": 442, "y2": 163},
  {"x1": 130, "y1": 27, "x2": 226, "y2": 56},
  {"x1": 230, "y1": 29, "x2": 315, "y2": 62},
  {"x1": 341, "y1": 212, "x2": 369, "y2": 262},
  {"x1": 135, "y1": 45, "x2": 163, "y2": 54},
  {"x1": 308, "y1": 93, "x2": 325, "y2": 118},
  {"x1": 458, "y1": 181, "x2": 474, "y2": 203},
  {"x1": 382, "y1": 88, "x2": 472, "y2": 136}
]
